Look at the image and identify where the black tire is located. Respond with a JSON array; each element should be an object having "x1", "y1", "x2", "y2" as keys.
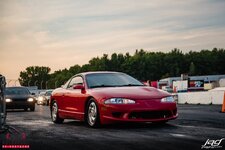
[
  {"x1": 51, "y1": 101, "x2": 64, "y2": 124},
  {"x1": 24, "y1": 108, "x2": 28, "y2": 111},
  {"x1": 30, "y1": 105, "x2": 35, "y2": 111},
  {"x1": 85, "y1": 99, "x2": 100, "y2": 128}
]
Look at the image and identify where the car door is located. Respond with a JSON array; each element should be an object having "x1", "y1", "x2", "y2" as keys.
[
  {"x1": 56, "y1": 79, "x2": 71, "y2": 112},
  {"x1": 63, "y1": 76, "x2": 84, "y2": 118}
]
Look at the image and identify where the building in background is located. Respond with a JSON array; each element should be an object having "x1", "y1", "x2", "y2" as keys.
[{"x1": 158, "y1": 74, "x2": 225, "y2": 93}]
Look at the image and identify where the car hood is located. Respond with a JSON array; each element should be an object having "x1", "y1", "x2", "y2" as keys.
[
  {"x1": 5, "y1": 95, "x2": 32, "y2": 99},
  {"x1": 89, "y1": 86, "x2": 170, "y2": 100}
]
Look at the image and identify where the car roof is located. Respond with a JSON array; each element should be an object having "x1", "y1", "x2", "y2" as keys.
[
  {"x1": 46, "y1": 89, "x2": 53, "y2": 91},
  {"x1": 6, "y1": 86, "x2": 27, "y2": 89},
  {"x1": 78, "y1": 71, "x2": 124, "y2": 76}
]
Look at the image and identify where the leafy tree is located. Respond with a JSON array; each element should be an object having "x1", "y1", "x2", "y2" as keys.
[
  {"x1": 19, "y1": 66, "x2": 51, "y2": 89},
  {"x1": 19, "y1": 48, "x2": 225, "y2": 89}
]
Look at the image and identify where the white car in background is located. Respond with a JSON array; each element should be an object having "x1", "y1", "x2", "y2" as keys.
[{"x1": 37, "y1": 90, "x2": 53, "y2": 105}]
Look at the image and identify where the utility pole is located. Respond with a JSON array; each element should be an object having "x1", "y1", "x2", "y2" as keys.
[
  {"x1": 41, "y1": 81, "x2": 43, "y2": 90},
  {"x1": 55, "y1": 81, "x2": 58, "y2": 89},
  {"x1": 46, "y1": 81, "x2": 48, "y2": 90}
]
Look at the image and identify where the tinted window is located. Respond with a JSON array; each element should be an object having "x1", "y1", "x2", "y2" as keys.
[
  {"x1": 86, "y1": 73, "x2": 144, "y2": 88},
  {"x1": 39, "y1": 92, "x2": 46, "y2": 96},
  {"x1": 62, "y1": 79, "x2": 71, "y2": 89},
  {"x1": 45, "y1": 91, "x2": 52, "y2": 96},
  {"x1": 5, "y1": 87, "x2": 30, "y2": 95},
  {"x1": 68, "y1": 76, "x2": 83, "y2": 88}
]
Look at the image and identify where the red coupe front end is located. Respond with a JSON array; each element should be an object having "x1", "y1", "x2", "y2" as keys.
[
  {"x1": 100, "y1": 100, "x2": 177, "y2": 124},
  {"x1": 89, "y1": 87, "x2": 178, "y2": 125}
]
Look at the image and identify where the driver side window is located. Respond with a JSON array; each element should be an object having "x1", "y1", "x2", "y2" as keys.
[{"x1": 67, "y1": 76, "x2": 83, "y2": 88}]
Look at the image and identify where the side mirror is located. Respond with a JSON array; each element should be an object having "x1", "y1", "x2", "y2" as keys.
[{"x1": 73, "y1": 84, "x2": 84, "y2": 90}]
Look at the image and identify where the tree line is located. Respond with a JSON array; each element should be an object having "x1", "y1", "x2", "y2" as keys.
[{"x1": 19, "y1": 48, "x2": 225, "y2": 89}]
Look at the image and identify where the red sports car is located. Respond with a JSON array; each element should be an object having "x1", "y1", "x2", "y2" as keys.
[{"x1": 50, "y1": 71, "x2": 178, "y2": 127}]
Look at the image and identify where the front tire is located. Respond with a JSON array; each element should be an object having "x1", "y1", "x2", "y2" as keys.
[
  {"x1": 86, "y1": 99, "x2": 100, "y2": 128},
  {"x1": 30, "y1": 105, "x2": 35, "y2": 111},
  {"x1": 51, "y1": 101, "x2": 64, "y2": 124}
]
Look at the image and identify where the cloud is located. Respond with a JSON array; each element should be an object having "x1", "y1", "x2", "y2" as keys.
[{"x1": 0, "y1": 0, "x2": 225, "y2": 79}]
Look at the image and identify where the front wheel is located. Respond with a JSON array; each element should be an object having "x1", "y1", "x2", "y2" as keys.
[
  {"x1": 86, "y1": 99, "x2": 100, "y2": 128},
  {"x1": 30, "y1": 105, "x2": 35, "y2": 111},
  {"x1": 51, "y1": 101, "x2": 64, "y2": 124}
]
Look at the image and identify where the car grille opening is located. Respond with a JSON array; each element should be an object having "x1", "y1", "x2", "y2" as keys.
[
  {"x1": 12, "y1": 98, "x2": 27, "y2": 102},
  {"x1": 173, "y1": 109, "x2": 177, "y2": 115},
  {"x1": 128, "y1": 111, "x2": 173, "y2": 119},
  {"x1": 112, "y1": 112, "x2": 123, "y2": 118}
]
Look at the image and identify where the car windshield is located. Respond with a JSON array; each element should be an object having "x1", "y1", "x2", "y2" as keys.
[
  {"x1": 5, "y1": 87, "x2": 30, "y2": 95},
  {"x1": 45, "y1": 91, "x2": 52, "y2": 96},
  {"x1": 86, "y1": 73, "x2": 144, "y2": 88},
  {"x1": 39, "y1": 92, "x2": 45, "y2": 96}
]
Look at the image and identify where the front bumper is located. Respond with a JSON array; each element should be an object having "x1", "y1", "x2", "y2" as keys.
[
  {"x1": 6, "y1": 101, "x2": 35, "y2": 109},
  {"x1": 99, "y1": 99, "x2": 178, "y2": 124},
  {"x1": 37, "y1": 100, "x2": 48, "y2": 105}
]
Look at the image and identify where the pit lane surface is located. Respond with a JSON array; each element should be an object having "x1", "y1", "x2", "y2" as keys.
[{"x1": 1, "y1": 104, "x2": 225, "y2": 150}]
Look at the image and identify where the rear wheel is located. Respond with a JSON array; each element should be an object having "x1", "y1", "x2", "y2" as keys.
[
  {"x1": 24, "y1": 108, "x2": 28, "y2": 111},
  {"x1": 86, "y1": 99, "x2": 100, "y2": 127},
  {"x1": 51, "y1": 101, "x2": 64, "y2": 124}
]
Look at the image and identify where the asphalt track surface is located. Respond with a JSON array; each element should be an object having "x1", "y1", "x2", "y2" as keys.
[{"x1": 1, "y1": 104, "x2": 225, "y2": 150}]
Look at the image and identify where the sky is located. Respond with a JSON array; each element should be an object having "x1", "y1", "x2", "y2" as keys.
[{"x1": 1, "y1": 0, "x2": 225, "y2": 80}]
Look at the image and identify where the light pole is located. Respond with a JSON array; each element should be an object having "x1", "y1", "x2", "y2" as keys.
[
  {"x1": 41, "y1": 81, "x2": 43, "y2": 90},
  {"x1": 14, "y1": 80, "x2": 18, "y2": 86},
  {"x1": 28, "y1": 80, "x2": 31, "y2": 87},
  {"x1": 34, "y1": 81, "x2": 38, "y2": 89},
  {"x1": 8, "y1": 80, "x2": 12, "y2": 87},
  {"x1": 46, "y1": 81, "x2": 48, "y2": 90}
]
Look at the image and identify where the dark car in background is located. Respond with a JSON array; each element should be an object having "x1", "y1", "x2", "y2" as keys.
[{"x1": 5, "y1": 86, "x2": 35, "y2": 111}]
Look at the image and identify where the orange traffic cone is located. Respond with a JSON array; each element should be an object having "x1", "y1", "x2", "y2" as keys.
[{"x1": 222, "y1": 92, "x2": 225, "y2": 113}]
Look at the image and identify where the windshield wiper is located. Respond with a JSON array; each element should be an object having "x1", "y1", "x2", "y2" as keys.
[
  {"x1": 89, "y1": 85, "x2": 116, "y2": 88},
  {"x1": 119, "y1": 84, "x2": 144, "y2": 87}
]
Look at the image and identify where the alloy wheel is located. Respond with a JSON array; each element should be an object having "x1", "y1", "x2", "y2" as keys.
[
  {"x1": 52, "y1": 102, "x2": 58, "y2": 121},
  {"x1": 88, "y1": 101, "x2": 97, "y2": 126}
]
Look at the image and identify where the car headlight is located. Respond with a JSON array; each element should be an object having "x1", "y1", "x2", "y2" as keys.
[
  {"x1": 27, "y1": 98, "x2": 34, "y2": 102},
  {"x1": 5, "y1": 98, "x2": 12, "y2": 103},
  {"x1": 161, "y1": 96, "x2": 174, "y2": 102},
  {"x1": 38, "y1": 96, "x2": 43, "y2": 101},
  {"x1": 105, "y1": 98, "x2": 135, "y2": 104}
]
